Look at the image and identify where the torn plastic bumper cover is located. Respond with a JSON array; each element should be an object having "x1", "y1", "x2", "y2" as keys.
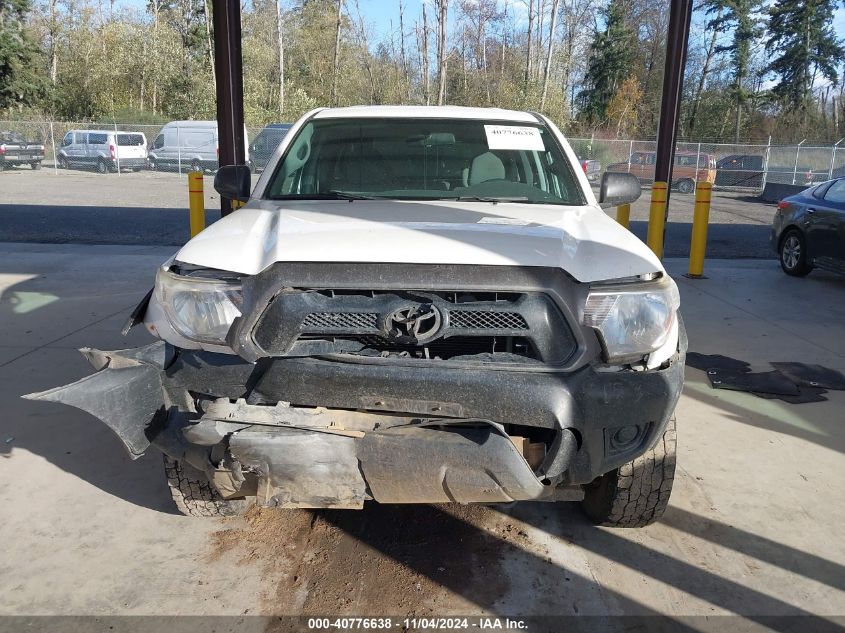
[
  {"x1": 23, "y1": 342, "x2": 173, "y2": 458},
  {"x1": 23, "y1": 340, "x2": 683, "y2": 508}
]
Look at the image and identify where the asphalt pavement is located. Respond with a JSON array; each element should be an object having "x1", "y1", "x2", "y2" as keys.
[{"x1": 0, "y1": 169, "x2": 777, "y2": 258}]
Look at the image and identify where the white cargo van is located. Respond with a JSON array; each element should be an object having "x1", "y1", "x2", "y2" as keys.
[
  {"x1": 58, "y1": 130, "x2": 148, "y2": 173},
  {"x1": 148, "y1": 121, "x2": 249, "y2": 173}
]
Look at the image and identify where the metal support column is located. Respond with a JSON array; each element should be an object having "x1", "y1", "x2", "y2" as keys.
[
  {"x1": 653, "y1": 0, "x2": 693, "y2": 224},
  {"x1": 212, "y1": 0, "x2": 246, "y2": 217}
]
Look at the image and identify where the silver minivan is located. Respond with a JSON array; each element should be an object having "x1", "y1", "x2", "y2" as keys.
[
  {"x1": 58, "y1": 130, "x2": 148, "y2": 173},
  {"x1": 148, "y1": 120, "x2": 249, "y2": 172}
]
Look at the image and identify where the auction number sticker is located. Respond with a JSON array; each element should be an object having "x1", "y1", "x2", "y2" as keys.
[{"x1": 484, "y1": 125, "x2": 545, "y2": 151}]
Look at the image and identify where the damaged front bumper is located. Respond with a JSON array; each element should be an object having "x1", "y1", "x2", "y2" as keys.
[{"x1": 25, "y1": 338, "x2": 685, "y2": 509}]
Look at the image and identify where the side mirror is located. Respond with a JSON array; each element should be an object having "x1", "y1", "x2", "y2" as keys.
[
  {"x1": 598, "y1": 172, "x2": 642, "y2": 208},
  {"x1": 214, "y1": 164, "x2": 251, "y2": 203}
]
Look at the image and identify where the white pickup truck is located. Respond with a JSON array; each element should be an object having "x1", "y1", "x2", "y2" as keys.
[{"x1": 28, "y1": 106, "x2": 685, "y2": 528}]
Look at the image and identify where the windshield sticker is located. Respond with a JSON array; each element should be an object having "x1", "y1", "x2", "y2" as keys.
[
  {"x1": 484, "y1": 125, "x2": 545, "y2": 151},
  {"x1": 477, "y1": 217, "x2": 531, "y2": 226}
]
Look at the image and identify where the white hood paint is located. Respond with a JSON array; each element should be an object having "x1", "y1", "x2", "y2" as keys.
[{"x1": 175, "y1": 199, "x2": 663, "y2": 283}]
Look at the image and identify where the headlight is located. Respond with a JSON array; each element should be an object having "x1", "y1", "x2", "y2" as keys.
[
  {"x1": 583, "y1": 277, "x2": 680, "y2": 364},
  {"x1": 155, "y1": 267, "x2": 242, "y2": 344}
]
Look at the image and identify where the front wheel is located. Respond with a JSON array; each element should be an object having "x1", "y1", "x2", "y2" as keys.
[
  {"x1": 581, "y1": 416, "x2": 676, "y2": 528},
  {"x1": 31, "y1": 161, "x2": 42, "y2": 170},
  {"x1": 58, "y1": 155, "x2": 69, "y2": 169},
  {"x1": 163, "y1": 455, "x2": 251, "y2": 517},
  {"x1": 779, "y1": 229, "x2": 812, "y2": 276}
]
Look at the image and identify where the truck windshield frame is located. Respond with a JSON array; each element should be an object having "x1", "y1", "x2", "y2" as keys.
[{"x1": 264, "y1": 117, "x2": 586, "y2": 206}]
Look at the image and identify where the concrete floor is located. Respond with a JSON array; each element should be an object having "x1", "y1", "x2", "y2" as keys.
[{"x1": 0, "y1": 243, "x2": 843, "y2": 627}]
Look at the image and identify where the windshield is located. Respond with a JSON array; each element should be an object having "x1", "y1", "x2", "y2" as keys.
[
  {"x1": 1, "y1": 132, "x2": 25, "y2": 143},
  {"x1": 265, "y1": 118, "x2": 585, "y2": 205}
]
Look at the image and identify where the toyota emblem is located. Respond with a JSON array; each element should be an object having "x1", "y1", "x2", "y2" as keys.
[{"x1": 386, "y1": 304, "x2": 442, "y2": 343}]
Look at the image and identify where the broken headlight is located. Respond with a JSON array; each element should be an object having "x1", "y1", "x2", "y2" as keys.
[
  {"x1": 155, "y1": 267, "x2": 242, "y2": 344},
  {"x1": 583, "y1": 276, "x2": 680, "y2": 364}
]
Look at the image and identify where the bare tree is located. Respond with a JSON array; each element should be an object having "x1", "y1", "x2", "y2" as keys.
[
  {"x1": 535, "y1": 0, "x2": 545, "y2": 80},
  {"x1": 204, "y1": 0, "x2": 215, "y2": 86},
  {"x1": 330, "y1": 0, "x2": 343, "y2": 106},
  {"x1": 524, "y1": 0, "x2": 534, "y2": 84},
  {"x1": 539, "y1": 0, "x2": 560, "y2": 110},
  {"x1": 399, "y1": 0, "x2": 407, "y2": 80},
  {"x1": 352, "y1": 0, "x2": 377, "y2": 101},
  {"x1": 435, "y1": 0, "x2": 448, "y2": 105},
  {"x1": 558, "y1": 0, "x2": 594, "y2": 105},
  {"x1": 687, "y1": 9, "x2": 721, "y2": 136},
  {"x1": 277, "y1": 0, "x2": 284, "y2": 115},
  {"x1": 420, "y1": 4, "x2": 431, "y2": 105},
  {"x1": 150, "y1": 0, "x2": 163, "y2": 113},
  {"x1": 48, "y1": 0, "x2": 58, "y2": 83}
]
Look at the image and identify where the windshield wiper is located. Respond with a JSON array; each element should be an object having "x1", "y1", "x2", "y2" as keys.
[
  {"x1": 268, "y1": 191, "x2": 378, "y2": 201},
  {"x1": 450, "y1": 195, "x2": 531, "y2": 203}
]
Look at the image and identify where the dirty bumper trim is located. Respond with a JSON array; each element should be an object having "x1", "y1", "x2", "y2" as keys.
[{"x1": 23, "y1": 342, "x2": 171, "y2": 458}]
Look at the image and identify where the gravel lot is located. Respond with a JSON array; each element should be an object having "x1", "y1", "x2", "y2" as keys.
[{"x1": 1, "y1": 168, "x2": 777, "y2": 258}]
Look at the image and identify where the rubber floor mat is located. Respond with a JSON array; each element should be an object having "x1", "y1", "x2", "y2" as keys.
[
  {"x1": 752, "y1": 387, "x2": 829, "y2": 404},
  {"x1": 770, "y1": 362, "x2": 845, "y2": 390},
  {"x1": 686, "y1": 352, "x2": 751, "y2": 374},
  {"x1": 707, "y1": 368, "x2": 800, "y2": 396}
]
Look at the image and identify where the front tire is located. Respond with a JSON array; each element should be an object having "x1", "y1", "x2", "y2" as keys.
[
  {"x1": 163, "y1": 455, "x2": 251, "y2": 517},
  {"x1": 581, "y1": 416, "x2": 676, "y2": 528},
  {"x1": 676, "y1": 179, "x2": 695, "y2": 194},
  {"x1": 58, "y1": 155, "x2": 69, "y2": 169},
  {"x1": 31, "y1": 161, "x2": 42, "y2": 170},
  {"x1": 779, "y1": 229, "x2": 812, "y2": 276}
]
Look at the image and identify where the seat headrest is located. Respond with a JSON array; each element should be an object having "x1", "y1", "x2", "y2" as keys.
[{"x1": 469, "y1": 152, "x2": 505, "y2": 185}]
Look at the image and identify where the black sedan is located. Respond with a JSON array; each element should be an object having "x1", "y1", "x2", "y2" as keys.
[{"x1": 772, "y1": 178, "x2": 845, "y2": 276}]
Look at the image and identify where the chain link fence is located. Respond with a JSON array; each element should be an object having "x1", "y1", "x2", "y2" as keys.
[
  {"x1": 0, "y1": 119, "x2": 268, "y2": 176},
  {"x1": 569, "y1": 137, "x2": 845, "y2": 192},
  {"x1": 3, "y1": 119, "x2": 845, "y2": 192}
]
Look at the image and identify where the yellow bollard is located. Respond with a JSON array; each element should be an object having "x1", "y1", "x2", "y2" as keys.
[
  {"x1": 616, "y1": 203, "x2": 631, "y2": 229},
  {"x1": 646, "y1": 181, "x2": 668, "y2": 259},
  {"x1": 686, "y1": 181, "x2": 712, "y2": 278},
  {"x1": 188, "y1": 171, "x2": 205, "y2": 238}
]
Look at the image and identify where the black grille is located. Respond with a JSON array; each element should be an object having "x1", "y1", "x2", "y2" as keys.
[
  {"x1": 301, "y1": 312, "x2": 378, "y2": 330},
  {"x1": 251, "y1": 286, "x2": 576, "y2": 365},
  {"x1": 449, "y1": 310, "x2": 529, "y2": 330},
  {"x1": 354, "y1": 336, "x2": 537, "y2": 360}
]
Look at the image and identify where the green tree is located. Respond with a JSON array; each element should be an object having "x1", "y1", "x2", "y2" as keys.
[
  {"x1": 0, "y1": 0, "x2": 46, "y2": 111},
  {"x1": 577, "y1": 0, "x2": 634, "y2": 126},
  {"x1": 706, "y1": 0, "x2": 761, "y2": 141},
  {"x1": 765, "y1": 0, "x2": 844, "y2": 122}
]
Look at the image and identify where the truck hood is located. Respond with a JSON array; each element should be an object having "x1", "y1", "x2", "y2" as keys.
[{"x1": 175, "y1": 199, "x2": 662, "y2": 283}]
